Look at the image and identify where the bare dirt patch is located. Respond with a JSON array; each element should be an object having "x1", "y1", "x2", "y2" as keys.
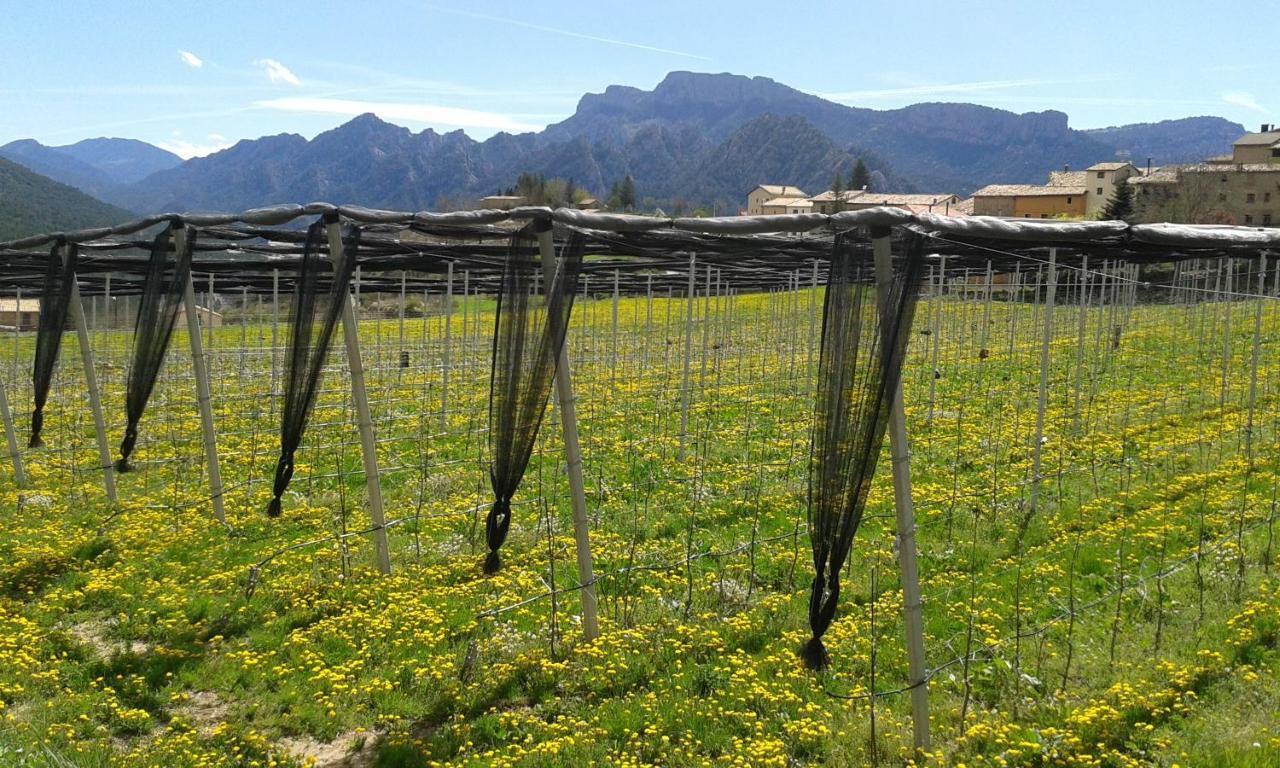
[{"x1": 278, "y1": 730, "x2": 378, "y2": 768}]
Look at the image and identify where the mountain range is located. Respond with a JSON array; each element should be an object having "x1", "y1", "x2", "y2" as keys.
[
  {"x1": 0, "y1": 71, "x2": 1249, "y2": 222},
  {"x1": 0, "y1": 156, "x2": 134, "y2": 242}
]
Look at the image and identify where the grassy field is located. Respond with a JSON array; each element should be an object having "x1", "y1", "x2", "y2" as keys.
[{"x1": 0, "y1": 280, "x2": 1278, "y2": 767}]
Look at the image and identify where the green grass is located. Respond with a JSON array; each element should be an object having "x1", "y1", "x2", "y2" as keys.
[{"x1": 0, "y1": 286, "x2": 1277, "y2": 767}]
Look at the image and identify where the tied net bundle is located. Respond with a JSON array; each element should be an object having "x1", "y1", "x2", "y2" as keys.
[
  {"x1": 484, "y1": 222, "x2": 585, "y2": 573},
  {"x1": 804, "y1": 231, "x2": 926, "y2": 670},
  {"x1": 29, "y1": 242, "x2": 78, "y2": 448},
  {"x1": 268, "y1": 218, "x2": 358, "y2": 518},
  {"x1": 116, "y1": 226, "x2": 193, "y2": 472}
]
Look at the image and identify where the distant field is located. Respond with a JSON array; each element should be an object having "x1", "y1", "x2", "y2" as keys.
[{"x1": 1, "y1": 285, "x2": 1277, "y2": 767}]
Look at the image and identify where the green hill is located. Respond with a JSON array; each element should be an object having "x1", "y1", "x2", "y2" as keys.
[{"x1": 0, "y1": 155, "x2": 133, "y2": 242}]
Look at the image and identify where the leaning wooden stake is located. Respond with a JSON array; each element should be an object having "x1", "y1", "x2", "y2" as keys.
[
  {"x1": 1029, "y1": 249, "x2": 1057, "y2": 517},
  {"x1": 178, "y1": 228, "x2": 227, "y2": 525},
  {"x1": 66, "y1": 248, "x2": 117, "y2": 503},
  {"x1": 0, "y1": 366, "x2": 25, "y2": 486},
  {"x1": 870, "y1": 228, "x2": 929, "y2": 753},
  {"x1": 326, "y1": 218, "x2": 392, "y2": 576},
  {"x1": 535, "y1": 223, "x2": 600, "y2": 642}
]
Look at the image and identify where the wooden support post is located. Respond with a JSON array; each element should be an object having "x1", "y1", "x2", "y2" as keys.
[
  {"x1": 535, "y1": 224, "x2": 599, "y2": 642},
  {"x1": 441, "y1": 261, "x2": 453, "y2": 432},
  {"x1": 66, "y1": 248, "x2": 117, "y2": 503},
  {"x1": 1029, "y1": 249, "x2": 1057, "y2": 517},
  {"x1": 206, "y1": 273, "x2": 214, "y2": 352},
  {"x1": 270, "y1": 268, "x2": 279, "y2": 406},
  {"x1": 13, "y1": 287, "x2": 21, "y2": 374},
  {"x1": 1073, "y1": 255, "x2": 1089, "y2": 430},
  {"x1": 678, "y1": 253, "x2": 696, "y2": 461},
  {"x1": 178, "y1": 229, "x2": 227, "y2": 525},
  {"x1": 1245, "y1": 253, "x2": 1267, "y2": 463},
  {"x1": 398, "y1": 270, "x2": 407, "y2": 370},
  {"x1": 0, "y1": 366, "x2": 24, "y2": 486},
  {"x1": 870, "y1": 229, "x2": 929, "y2": 753},
  {"x1": 326, "y1": 219, "x2": 392, "y2": 576}
]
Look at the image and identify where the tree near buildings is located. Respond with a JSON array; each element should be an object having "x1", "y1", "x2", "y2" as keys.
[
  {"x1": 1100, "y1": 177, "x2": 1136, "y2": 222},
  {"x1": 849, "y1": 158, "x2": 872, "y2": 192}
]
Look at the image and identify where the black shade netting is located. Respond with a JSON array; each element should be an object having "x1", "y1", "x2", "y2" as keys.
[
  {"x1": 267, "y1": 218, "x2": 358, "y2": 518},
  {"x1": 116, "y1": 226, "x2": 193, "y2": 472},
  {"x1": 803, "y1": 230, "x2": 926, "y2": 670},
  {"x1": 29, "y1": 242, "x2": 78, "y2": 448},
  {"x1": 484, "y1": 222, "x2": 585, "y2": 573}
]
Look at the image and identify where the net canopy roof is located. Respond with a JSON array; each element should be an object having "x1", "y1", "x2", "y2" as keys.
[{"x1": 1, "y1": 204, "x2": 1278, "y2": 297}]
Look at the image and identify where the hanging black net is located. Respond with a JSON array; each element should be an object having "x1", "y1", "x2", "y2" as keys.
[
  {"x1": 267, "y1": 217, "x2": 358, "y2": 518},
  {"x1": 484, "y1": 221, "x2": 585, "y2": 573},
  {"x1": 803, "y1": 230, "x2": 927, "y2": 670},
  {"x1": 116, "y1": 226, "x2": 193, "y2": 472},
  {"x1": 29, "y1": 241, "x2": 78, "y2": 448}
]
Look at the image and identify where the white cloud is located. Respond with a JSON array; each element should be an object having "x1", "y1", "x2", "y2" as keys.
[
  {"x1": 155, "y1": 133, "x2": 234, "y2": 159},
  {"x1": 254, "y1": 58, "x2": 301, "y2": 86},
  {"x1": 256, "y1": 96, "x2": 543, "y2": 133},
  {"x1": 178, "y1": 50, "x2": 203, "y2": 68},
  {"x1": 1222, "y1": 90, "x2": 1266, "y2": 114}
]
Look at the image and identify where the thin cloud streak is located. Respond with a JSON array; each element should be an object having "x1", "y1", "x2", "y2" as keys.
[
  {"x1": 156, "y1": 133, "x2": 234, "y2": 159},
  {"x1": 256, "y1": 96, "x2": 543, "y2": 132},
  {"x1": 178, "y1": 50, "x2": 203, "y2": 68},
  {"x1": 426, "y1": 5, "x2": 711, "y2": 61},
  {"x1": 255, "y1": 59, "x2": 301, "y2": 86},
  {"x1": 1222, "y1": 91, "x2": 1267, "y2": 114}
]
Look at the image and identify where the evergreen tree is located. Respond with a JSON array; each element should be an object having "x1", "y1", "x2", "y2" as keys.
[
  {"x1": 619, "y1": 174, "x2": 637, "y2": 211},
  {"x1": 1101, "y1": 177, "x2": 1135, "y2": 222},
  {"x1": 849, "y1": 158, "x2": 872, "y2": 192},
  {"x1": 831, "y1": 173, "x2": 844, "y2": 196}
]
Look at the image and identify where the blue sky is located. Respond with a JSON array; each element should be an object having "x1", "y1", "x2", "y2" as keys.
[{"x1": 1, "y1": 0, "x2": 1273, "y2": 158}]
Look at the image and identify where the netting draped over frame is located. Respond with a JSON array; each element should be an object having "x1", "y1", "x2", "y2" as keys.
[
  {"x1": 803, "y1": 230, "x2": 927, "y2": 670},
  {"x1": 116, "y1": 226, "x2": 193, "y2": 472},
  {"x1": 267, "y1": 218, "x2": 358, "y2": 518},
  {"x1": 29, "y1": 241, "x2": 78, "y2": 448},
  {"x1": 484, "y1": 221, "x2": 585, "y2": 573}
]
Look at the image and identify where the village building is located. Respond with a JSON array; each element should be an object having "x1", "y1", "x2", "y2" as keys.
[
  {"x1": 1129, "y1": 125, "x2": 1280, "y2": 226},
  {"x1": 804, "y1": 190, "x2": 963, "y2": 215},
  {"x1": 970, "y1": 184, "x2": 1087, "y2": 218},
  {"x1": 0, "y1": 298, "x2": 40, "y2": 330},
  {"x1": 1082, "y1": 162, "x2": 1142, "y2": 218},
  {"x1": 745, "y1": 185, "x2": 807, "y2": 215}
]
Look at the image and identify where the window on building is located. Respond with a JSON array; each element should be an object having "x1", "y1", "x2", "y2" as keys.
[
  {"x1": 1067, "y1": 197, "x2": 1073, "y2": 204},
  {"x1": 1040, "y1": 214, "x2": 1048, "y2": 219},
  {"x1": 1219, "y1": 193, "x2": 1228, "y2": 201},
  {"x1": 1266, "y1": 192, "x2": 1272, "y2": 202},
  {"x1": 1247, "y1": 193, "x2": 1256, "y2": 203},
  {"x1": 1273, "y1": 148, "x2": 1280, "y2": 157},
  {"x1": 1097, "y1": 172, "x2": 1105, "y2": 179},
  {"x1": 1096, "y1": 187, "x2": 1103, "y2": 195},
  {"x1": 1245, "y1": 214, "x2": 1254, "y2": 224},
  {"x1": 1265, "y1": 214, "x2": 1273, "y2": 225}
]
